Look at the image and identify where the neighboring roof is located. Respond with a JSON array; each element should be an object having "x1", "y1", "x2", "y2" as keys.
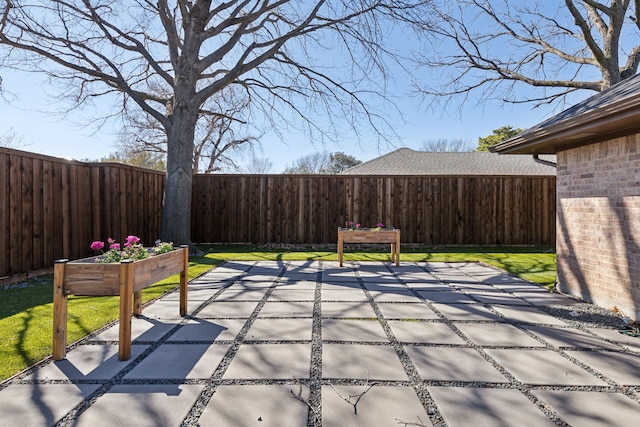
[
  {"x1": 492, "y1": 73, "x2": 640, "y2": 154},
  {"x1": 341, "y1": 148, "x2": 556, "y2": 175}
]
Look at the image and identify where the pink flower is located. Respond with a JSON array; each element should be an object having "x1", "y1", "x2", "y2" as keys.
[
  {"x1": 377, "y1": 223, "x2": 384, "y2": 228},
  {"x1": 90, "y1": 241, "x2": 104, "y2": 251},
  {"x1": 355, "y1": 223, "x2": 361, "y2": 228},
  {"x1": 125, "y1": 235, "x2": 140, "y2": 248},
  {"x1": 110, "y1": 243, "x2": 121, "y2": 250}
]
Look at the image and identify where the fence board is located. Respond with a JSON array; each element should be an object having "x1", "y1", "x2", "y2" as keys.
[
  {"x1": 191, "y1": 174, "x2": 556, "y2": 246},
  {"x1": 9, "y1": 155, "x2": 22, "y2": 273},
  {"x1": 0, "y1": 153, "x2": 8, "y2": 277},
  {"x1": 0, "y1": 149, "x2": 165, "y2": 279}
]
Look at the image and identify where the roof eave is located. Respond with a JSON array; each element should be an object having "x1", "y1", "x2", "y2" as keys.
[{"x1": 492, "y1": 96, "x2": 640, "y2": 154}]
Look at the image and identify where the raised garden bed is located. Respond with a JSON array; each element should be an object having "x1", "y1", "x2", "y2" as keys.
[
  {"x1": 52, "y1": 246, "x2": 189, "y2": 361},
  {"x1": 337, "y1": 228, "x2": 400, "y2": 267}
]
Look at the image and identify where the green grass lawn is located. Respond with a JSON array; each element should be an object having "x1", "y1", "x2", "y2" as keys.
[
  {"x1": 200, "y1": 244, "x2": 556, "y2": 287},
  {"x1": 0, "y1": 245, "x2": 555, "y2": 381}
]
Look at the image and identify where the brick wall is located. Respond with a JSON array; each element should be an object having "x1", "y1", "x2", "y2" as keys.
[{"x1": 556, "y1": 135, "x2": 640, "y2": 320}]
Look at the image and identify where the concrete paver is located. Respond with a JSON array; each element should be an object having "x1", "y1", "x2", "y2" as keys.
[
  {"x1": 166, "y1": 318, "x2": 245, "y2": 342},
  {"x1": 89, "y1": 316, "x2": 175, "y2": 342},
  {"x1": 26, "y1": 345, "x2": 148, "y2": 381},
  {"x1": 214, "y1": 288, "x2": 267, "y2": 301},
  {"x1": 387, "y1": 320, "x2": 465, "y2": 344},
  {"x1": 491, "y1": 304, "x2": 570, "y2": 326},
  {"x1": 322, "y1": 344, "x2": 409, "y2": 380},
  {"x1": 258, "y1": 301, "x2": 314, "y2": 317},
  {"x1": 523, "y1": 325, "x2": 623, "y2": 350},
  {"x1": 0, "y1": 384, "x2": 100, "y2": 426},
  {"x1": 124, "y1": 344, "x2": 229, "y2": 380},
  {"x1": 222, "y1": 344, "x2": 311, "y2": 380},
  {"x1": 484, "y1": 349, "x2": 609, "y2": 385},
  {"x1": 321, "y1": 289, "x2": 368, "y2": 302},
  {"x1": 322, "y1": 385, "x2": 433, "y2": 427},
  {"x1": 454, "y1": 323, "x2": 545, "y2": 347},
  {"x1": 321, "y1": 319, "x2": 388, "y2": 342},
  {"x1": 532, "y1": 390, "x2": 640, "y2": 427},
  {"x1": 321, "y1": 302, "x2": 377, "y2": 318},
  {"x1": 196, "y1": 301, "x2": 259, "y2": 318},
  {"x1": 565, "y1": 350, "x2": 640, "y2": 385},
  {"x1": 245, "y1": 318, "x2": 313, "y2": 341},
  {"x1": 2, "y1": 260, "x2": 639, "y2": 426},
  {"x1": 417, "y1": 290, "x2": 476, "y2": 303},
  {"x1": 376, "y1": 302, "x2": 439, "y2": 319},
  {"x1": 405, "y1": 346, "x2": 508, "y2": 383},
  {"x1": 199, "y1": 385, "x2": 310, "y2": 427},
  {"x1": 429, "y1": 387, "x2": 556, "y2": 427},
  {"x1": 268, "y1": 289, "x2": 316, "y2": 301},
  {"x1": 589, "y1": 327, "x2": 640, "y2": 352},
  {"x1": 73, "y1": 384, "x2": 204, "y2": 427},
  {"x1": 465, "y1": 291, "x2": 532, "y2": 305},
  {"x1": 431, "y1": 302, "x2": 503, "y2": 321},
  {"x1": 370, "y1": 289, "x2": 419, "y2": 302}
]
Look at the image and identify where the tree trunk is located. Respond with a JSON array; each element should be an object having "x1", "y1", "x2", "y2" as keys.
[{"x1": 160, "y1": 103, "x2": 197, "y2": 246}]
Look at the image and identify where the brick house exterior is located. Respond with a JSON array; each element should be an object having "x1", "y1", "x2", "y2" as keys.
[{"x1": 493, "y1": 75, "x2": 640, "y2": 321}]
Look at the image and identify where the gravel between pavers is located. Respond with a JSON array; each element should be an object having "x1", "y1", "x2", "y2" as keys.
[{"x1": 2, "y1": 260, "x2": 639, "y2": 427}]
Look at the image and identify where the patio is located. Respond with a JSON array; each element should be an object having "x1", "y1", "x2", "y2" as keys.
[{"x1": 1, "y1": 261, "x2": 639, "y2": 426}]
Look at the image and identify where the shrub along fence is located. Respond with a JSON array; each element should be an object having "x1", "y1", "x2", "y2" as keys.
[
  {"x1": 1, "y1": 148, "x2": 555, "y2": 279},
  {"x1": 0, "y1": 148, "x2": 164, "y2": 279},
  {"x1": 191, "y1": 174, "x2": 556, "y2": 246}
]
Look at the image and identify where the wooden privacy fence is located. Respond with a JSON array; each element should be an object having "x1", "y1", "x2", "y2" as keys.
[
  {"x1": 191, "y1": 174, "x2": 556, "y2": 246},
  {"x1": 0, "y1": 148, "x2": 164, "y2": 278},
  {"x1": 1, "y1": 147, "x2": 556, "y2": 280}
]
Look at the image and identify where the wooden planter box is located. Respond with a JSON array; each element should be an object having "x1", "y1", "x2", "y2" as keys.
[
  {"x1": 337, "y1": 228, "x2": 400, "y2": 267},
  {"x1": 52, "y1": 246, "x2": 189, "y2": 361}
]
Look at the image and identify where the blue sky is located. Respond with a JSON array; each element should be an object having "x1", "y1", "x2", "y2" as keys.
[
  {"x1": 0, "y1": 3, "x2": 596, "y2": 173},
  {"x1": 1, "y1": 67, "x2": 577, "y2": 173}
]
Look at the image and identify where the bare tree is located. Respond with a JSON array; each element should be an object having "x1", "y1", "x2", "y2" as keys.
[
  {"x1": 420, "y1": 138, "x2": 473, "y2": 152},
  {"x1": 418, "y1": 0, "x2": 640, "y2": 107},
  {"x1": 118, "y1": 87, "x2": 259, "y2": 173},
  {"x1": 98, "y1": 149, "x2": 167, "y2": 171},
  {"x1": 284, "y1": 151, "x2": 362, "y2": 173},
  {"x1": 0, "y1": 127, "x2": 24, "y2": 148},
  {"x1": 0, "y1": 1, "x2": 431, "y2": 246},
  {"x1": 244, "y1": 155, "x2": 273, "y2": 174},
  {"x1": 284, "y1": 151, "x2": 331, "y2": 174}
]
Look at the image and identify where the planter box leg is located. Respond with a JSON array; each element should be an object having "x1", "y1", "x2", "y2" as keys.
[
  {"x1": 179, "y1": 245, "x2": 189, "y2": 316},
  {"x1": 133, "y1": 290, "x2": 142, "y2": 316},
  {"x1": 338, "y1": 234, "x2": 344, "y2": 267},
  {"x1": 119, "y1": 260, "x2": 134, "y2": 361},
  {"x1": 52, "y1": 260, "x2": 69, "y2": 360}
]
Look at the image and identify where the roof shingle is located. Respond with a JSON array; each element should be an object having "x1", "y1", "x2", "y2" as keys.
[{"x1": 341, "y1": 148, "x2": 556, "y2": 175}]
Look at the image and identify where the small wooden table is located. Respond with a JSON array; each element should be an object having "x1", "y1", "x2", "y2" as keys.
[
  {"x1": 53, "y1": 246, "x2": 189, "y2": 361},
  {"x1": 337, "y1": 228, "x2": 400, "y2": 267}
]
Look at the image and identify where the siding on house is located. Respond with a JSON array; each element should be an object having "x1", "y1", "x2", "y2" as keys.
[
  {"x1": 491, "y1": 73, "x2": 640, "y2": 321},
  {"x1": 556, "y1": 135, "x2": 640, "y2": 320}
]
